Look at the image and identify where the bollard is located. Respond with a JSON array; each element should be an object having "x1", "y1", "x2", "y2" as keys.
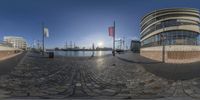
[{"x1": 49, "y1": 52, "x2": 54, "y2": 58}]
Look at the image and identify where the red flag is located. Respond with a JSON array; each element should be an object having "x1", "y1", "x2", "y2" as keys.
[{"x1": 108, "y1": 26, "x2": 114, "y2": 37}]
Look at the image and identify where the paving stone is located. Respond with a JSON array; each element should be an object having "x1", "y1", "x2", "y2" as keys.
[
  {"x1": 76, "y1": 83, "x2": 82, "y2": 87},
  {"x1": 2, "y1": 52, "x2": 199, "y2": 99},
  {"x1": 184, "y1": 89, "x2": 194, "y2": 95}
]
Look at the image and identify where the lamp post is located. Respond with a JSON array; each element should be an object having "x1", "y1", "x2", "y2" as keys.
[
  {"x1": 161, "y1": 34, "x2": 165, "y2": 63},
  {"x1": 42, "y1": 23, "x2": 45, "y2": 55},
  {"x1": 92, "y1": 43, "x2": 95, "y2": 57},
  {"x1": 161, "y1": 22, "x2": 165, "y2": 63},
  {"x1": 108, "y1": 21, "x2": 116, "y2": 56}
]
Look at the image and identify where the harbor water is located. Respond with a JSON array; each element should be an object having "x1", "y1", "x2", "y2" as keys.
[{"x1": 54, "y1": 51, "x2": 112, "y2": 57}]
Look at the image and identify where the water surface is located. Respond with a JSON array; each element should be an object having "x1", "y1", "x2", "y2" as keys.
[{"x1": 54, "y1": 51, "x2": 112, "y2": 57}]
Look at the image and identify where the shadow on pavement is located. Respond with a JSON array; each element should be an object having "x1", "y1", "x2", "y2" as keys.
[
  {"x1": 27, "y1": 55, "x2": 48, "y2": 59},
  {"x1": 0, "y1": 52, "x2": 26, "y2": 76},
  {"x1": 117, "y1": 53, "x2": 200, "y2": 81},
  {"x1": 142, "y1": 62, "x2": 200, "y2": 81},
  {"x1": 117, "y1": 56, "x2": 162, "y2": 64}
]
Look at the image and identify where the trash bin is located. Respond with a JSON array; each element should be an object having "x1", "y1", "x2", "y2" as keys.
[{"x1": 49, "y1": 52, "x2": 54, "y2": 58}]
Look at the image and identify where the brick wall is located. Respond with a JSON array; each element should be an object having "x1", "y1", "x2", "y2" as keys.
[
  {"x1": 140, "y1": 45, "x2": 200, "y2": 63},
  {"x1": 0, "y1": 51, "x2": 17, "y2": 59},
  {"x1": 140, "y1": 51, "x2": 163, "y2": 61},
  {"x1": 167, "y1": 51, "x2": 200, "y2": 59}
]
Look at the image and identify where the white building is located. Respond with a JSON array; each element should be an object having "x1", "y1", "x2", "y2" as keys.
[{"x1": 4, "y1": 36, "x2": 27, "y2": 50}]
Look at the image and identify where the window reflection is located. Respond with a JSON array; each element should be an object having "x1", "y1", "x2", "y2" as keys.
[
  {"x1": 141, "y1": 30, "x2": 200, "y2": 47},
  {"x1": 141, "y1": 19, "x2": 199, "y2": 38}
]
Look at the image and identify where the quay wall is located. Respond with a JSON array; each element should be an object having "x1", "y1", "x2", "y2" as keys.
[{"x1": 0, "y1": 45, "x2": 21, "y2": 59}]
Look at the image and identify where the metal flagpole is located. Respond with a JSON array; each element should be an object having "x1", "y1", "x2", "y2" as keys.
[
  {"x1": 66, "y1": 41, "x2": 68, "y2": 49},
  {"x1": 198, "y1": 23, "x2": 200, "y2": 45},
  {"x1": 42, "y1": 23, "x2": 45, "y2": 56},
  {"x1": 113, "y1": 21, "x2": 115, "y2": 56},
  {"x1": 92, "y1": 43, "x2": 94, "y2": 57}
]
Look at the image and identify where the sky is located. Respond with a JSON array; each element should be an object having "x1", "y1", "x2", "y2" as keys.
[{"x1": 0, "y1": 0, "x2": 200, "y2": 49}]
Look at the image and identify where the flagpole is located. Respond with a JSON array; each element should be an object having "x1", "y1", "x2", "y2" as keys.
[
  {"x1": 113, "y1": 21, "x2": 115, "y2": 56},
  {"x1": 42, "y1": 22, "x2": 45, "y2": 56}
]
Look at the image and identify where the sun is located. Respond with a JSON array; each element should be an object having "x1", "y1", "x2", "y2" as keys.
[{"x1": 97, "y1": 41, "x2": 103, "y2": 47}]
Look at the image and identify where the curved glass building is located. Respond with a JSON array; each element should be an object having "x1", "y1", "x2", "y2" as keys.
[{"x1": 140, "y1": 8, "x2": 200, "y2": 63}]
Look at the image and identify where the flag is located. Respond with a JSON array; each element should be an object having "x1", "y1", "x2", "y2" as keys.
[
  {"x1": 44, "y1": 27, "x2": 49, "y2": 37},
  {"x1": 108, "y1": 26, "x2": 114, "y2": 37}
]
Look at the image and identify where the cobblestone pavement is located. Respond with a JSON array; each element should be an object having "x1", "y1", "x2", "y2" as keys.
[{"x1": 0, "y1": 51, "x2": 200, "y2": 99}]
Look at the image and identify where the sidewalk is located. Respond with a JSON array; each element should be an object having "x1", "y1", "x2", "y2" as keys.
[
  {"x1": 1, "y1": 96, "x2": 199, "y2": 100},
  {"x1": 146, "y1": 96, "x2": 199, "y2": 100}
]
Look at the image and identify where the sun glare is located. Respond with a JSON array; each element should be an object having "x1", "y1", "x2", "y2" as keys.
[{"x1": 97, "y1": 42, "x2": 103, "y2": 47}]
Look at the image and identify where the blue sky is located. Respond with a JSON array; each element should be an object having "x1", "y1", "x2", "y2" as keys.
[{"x1": 0, "y1": 0, "x2": 200, "y2": 49}]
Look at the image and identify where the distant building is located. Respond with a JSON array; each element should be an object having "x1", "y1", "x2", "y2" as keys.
[
  {"x1": 4, "y1": 36, "x2": 27, "y2": 50},
  {"x1": 0, "y1": 40, "x2": 21, "y2": 59},
  {"x1": 130, "y1": 40, "x2": 140, "y2": 52},
  {"x1": 0, "y1": 40, "x2": 13, "y2": 47}
]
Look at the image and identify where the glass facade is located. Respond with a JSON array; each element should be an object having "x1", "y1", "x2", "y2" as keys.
[
  {"x1": 141, "y1": 18, "x2": 199, "y2": 38},
  {"x1": 141, "y1": 30, "x2": 200, "y2": 47},
  {"x1": 141, "y1": 14, "x2": 199, "y2": 31},
  {"x1": 141, "y1": 9, "x2": 199, "y2": 23},
  {"x1": 140, "y1": 8, "x2": 200, "y2": 48}
]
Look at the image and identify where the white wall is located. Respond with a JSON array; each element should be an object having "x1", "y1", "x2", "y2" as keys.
[{"x1": 0, "y1": 45, "x2": 20, "y2": 51}]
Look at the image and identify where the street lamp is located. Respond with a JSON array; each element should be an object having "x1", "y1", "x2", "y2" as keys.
[
  {"x1": 161, "y1": 22, "x2": 166, "y2": 63},
  {"x1": 161, "y1": 34, "x2": 165, "y2": 63}
]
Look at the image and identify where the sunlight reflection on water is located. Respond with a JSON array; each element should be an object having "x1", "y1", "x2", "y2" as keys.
[{"x1": 54, "y1": 51, "x2": 112, "y2": 57}]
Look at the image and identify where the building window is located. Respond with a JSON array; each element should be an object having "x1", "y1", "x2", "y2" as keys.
[{"x1": 141, "y1": 30, "x2": 199, "y2": 47}]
